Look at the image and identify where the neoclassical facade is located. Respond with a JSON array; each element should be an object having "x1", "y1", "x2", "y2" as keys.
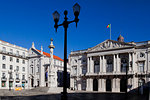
[
  {"x1": 69, "y1": 35, "x2": 150, "y2": 92},
  {"x1": 28, "y1": 39, "x2": 70, "y2": 89},
  {"x1": 0, "y1": 40, "x2": 28, "y2": 89}
]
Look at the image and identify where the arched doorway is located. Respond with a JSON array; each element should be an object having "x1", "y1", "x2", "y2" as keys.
[
  {"x1": 31, "y1": 78, "x2": 34, "y2": 87},
  {"x1": 138, "y1": 79, "x2": 145, "y2": 94},
  {"x1": 106, "y1": 79, "x2": 111, "y2": 91},
  {"x1": 93, "y1": 79, "x2": 98, "y2": 91},
  {"x1": 120, "y1": 78, "x2": 126, "y2": 92}
]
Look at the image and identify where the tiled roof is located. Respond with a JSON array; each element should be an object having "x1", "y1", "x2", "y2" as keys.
[{"x1": 37, "y1": 50, "x2": 63, "y2": 61}]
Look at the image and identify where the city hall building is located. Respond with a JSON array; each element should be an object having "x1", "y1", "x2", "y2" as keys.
[
  {"x1": 0, "y1": 40, "x2": 28, "y2": 89},
  {"x1": 69, "y1": 35, "x2": 150, "y2": 92}
]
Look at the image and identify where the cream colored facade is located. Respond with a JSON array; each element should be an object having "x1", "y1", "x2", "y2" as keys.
[
  {"x1": 0, "y1": 40, "x2": 28, "y2": 89},
  {"x1": 69, "y1": 38, "x2": 150, "y2": 92}
]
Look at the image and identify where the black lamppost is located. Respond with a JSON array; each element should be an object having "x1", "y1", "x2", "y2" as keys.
[{"x1": 52, "y1": 3, "x2": 80, "y2": 100}]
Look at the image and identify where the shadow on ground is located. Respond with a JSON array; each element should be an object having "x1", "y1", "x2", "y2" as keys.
[{"x1": 0, "y1": 92, "x2": 148, "y2": 100}]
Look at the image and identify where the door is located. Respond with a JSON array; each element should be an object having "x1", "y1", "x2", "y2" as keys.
[
  {"x1": 106, "y1": 79, "x2": 112, "y2": 91},
  {"x1": 120, "y1": 79, "x2": 126, "y2": 92},
  {"x1": 93, "y1": 79, "x2": 98, "y2": 91}
]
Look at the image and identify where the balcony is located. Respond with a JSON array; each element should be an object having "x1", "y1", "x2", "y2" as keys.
[
  {"x1": 1, "y1": 77, "x2": 7, "y2": 81},
  {"x1": 15, "y1": 78, "x2": 20, "y2": 82},
  {"x1": 0, "y1": 50, "x2": 27, "y2": 59},
  {"x1": 22, "y1": 78, "x2": 26, "y2": 82},
  {"x1": 9, "y1": 77, "x2": 14, "y2": 81}
]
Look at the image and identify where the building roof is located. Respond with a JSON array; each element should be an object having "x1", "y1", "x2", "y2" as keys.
[{"x1": 37, "y1": 50, "x2": 63, "y2": 61}]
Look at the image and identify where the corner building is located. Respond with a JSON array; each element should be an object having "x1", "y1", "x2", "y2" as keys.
[
  {"x1": 69, "y1": 35, "x2": 150, "y2": 92},
  {"x1": 0, "y1": 40, "x2": 28, "y2": 89}
]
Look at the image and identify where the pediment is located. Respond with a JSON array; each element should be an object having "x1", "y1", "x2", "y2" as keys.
[
  {"x1": 28, "y1": 48, "x2": 42, "y2": 57},
  {"x1": 88, "y1": 40, "x2": 134, "y2": 52}
]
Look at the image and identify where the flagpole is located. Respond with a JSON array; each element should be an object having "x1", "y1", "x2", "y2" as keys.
[{"x1": 110, "y1": 24, "x2": 111, "y2": 40}]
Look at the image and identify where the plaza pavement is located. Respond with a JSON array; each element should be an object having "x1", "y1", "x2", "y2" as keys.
[{"x1": 0, "y1": 87, "x2": 148, "y2": 100}]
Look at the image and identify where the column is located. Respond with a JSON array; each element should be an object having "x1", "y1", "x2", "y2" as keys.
[
  {"x1": 100, "y1": 56, "x2": 102, "y2": 73},
  {"x1": 129, "y1": 53, "x2": 132, "y2": 72},
  {"x1": 116, "y1": 78, "x2": 120, "y2": 92},
  {"x1": 101, "y1": 79, "x2": 106, "y2": 92},
  {"x1": 112, "y1": 78, "x2": 116, "y2": 92},
  {"x1": 87, "y1": 57, "x2": 90, "y2": 73},
  {"x1": 98, "y1": 78, "x2": 102, "y2": 91},
  {"x1": 90, "y1": 57, "x2": 94, "y2": 73},
  {"x1": 113, "y1": 54, "x2": 116, "y2": 72},
  {"x1": 116, "y1": 54, "x2": 120, "y2": 72},
  {"x1": 132, "y1": 52, "x2": 136, "y2": 72},
  {"x1": 86, "y1": 78, "x2": 93, "y2": 91},
  {"x1": 103, "y1": 56, "x2": 106, "y2": 73}
]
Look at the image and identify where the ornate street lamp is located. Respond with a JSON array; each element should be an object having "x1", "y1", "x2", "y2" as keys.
[{"x1": 52, "y1": 3, "x2": 80, "y2": 100}]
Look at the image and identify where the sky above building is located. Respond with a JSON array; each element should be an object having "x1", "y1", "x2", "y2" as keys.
[{"x1": 0, "y1": 0, "x2": 150, "y2": 59}]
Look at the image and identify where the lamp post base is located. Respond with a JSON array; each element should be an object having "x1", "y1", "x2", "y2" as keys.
[{"x1": 61, "y1": 92, "x2": 68, "y2": 100}]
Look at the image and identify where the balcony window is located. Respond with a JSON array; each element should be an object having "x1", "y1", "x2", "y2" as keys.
[
  {"x1": 2, "y1": 64, "x2": 6, "y2": 69},
  {"x1": 22, "y1": 60, "x2": 25, "y2": 64},
  {"x1": 10, "y1": 65, "x2": 13, "y2": 70},
  {"x1": 22, "y1": 67, "x2": 25, "y2": 72},
  {"x1": 9, "y1": 73, "x2": 13, "y2": 79},
  {"x1": 106, "y1": 59, "x2": 113, "y2": 72},
  {"x1": 16, "y1": 51, "x2": 19, "y2": 56},
  {"x1": 22, "y1": 75, "x2": 25, "y2": 80},
  {"x1": 16, "y1": 66, "x2": 19, "y2": 71},
  {"x1": 22, "y1": 52, "x2": 25, "y2": 57},
  {"x1": 10, "y1": 57, "x2": 13, "y2": 62},
  {"x1": 16, "y1": 74, "x2": 19, "y2": 79},
  {"x1": 10, "y1": 49, "x2": 13, "y2": 54},
  {"x1": 94, "y1": 60, "x2": 100, "y2": 73},
  {"x1": 138, "y1": 61, "x2": 144, "y2": 72},
  {"x1": 2, "y1": 73, "x2": 6, "y2": 79},
  {"x1": 2, "y1": 55, "x2": 6, "y2": 60},
  {"x1": 2, "y1": 47, "x2": 6, "y2": 52},
  {"x1": 16, "y1": 58, "x2": 19, "y2": 63}
]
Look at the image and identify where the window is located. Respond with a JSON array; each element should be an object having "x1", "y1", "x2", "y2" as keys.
[
  {"x1": 2, "y1": 73, "x2": 6, "y2": 78},
  {"x1": 16, "y1": 74, "x2": 19, "y2": 79},
  {"x1": 140, "y1": 53, "x2": 145, "y2": 57},
  {"x1": 9, "y1": 73, "x2": 13, "y2": 79},
  {"x1": 22, "y1": 75, "x2": 25, "y2": 80},
  {"x1": 16, "y1": 51, "x2": 19, "y2": 56},
  {"x1": 22, "y1": 67, "x2": 25, "y2": 72},
  {"x1": 2, "y1": 81, "x2": 6, "y2": 87},
  {"x1": 10, "y1": 65, "x2": 13, "y2": 70},
  {"x1": 54, "y1": 60, "x2": 56, "y2": 65},
  {"x1": 94, "y1": 60, "x2": 100, "y2": 73},
  {"x1": 82, "y1": 66, "x2": 87, "y2": 74},
  {"x1": 2, "y1": 47, "x2": 6, "y2": 52},
  {"x1": 22, "y1": 60, "x2": 25, "y2": 64},
  {"x1": 2, "y1": 55, "x2": 6, "y2": 60},
  {"x1": 16, "y1": 66, "x2": 19, "y2": 71},
  {"x1": 16, "y1": 58, "x2": 19, "y2": 63},
  {"x1": 2, "y1": 64, "x2": 6, "y2": 69},
  {"x1": 22, "y1": 52, "x2": 25, "y2": 57},
  {"x1": 139, "y1": 62, "x2": 144, "y2": 72},
  {"x1": 10, "y1": 57, "x2": 13, "y2": 61},
  {"x1": 73, "y1": 66, "x2": 77, "y2": 75},
  {"x1": 106, "y1": 59, "x2": 113, "y2": 72},
  {"x1": 10, "y1": 49, "x2": 13, "y2": 54}
]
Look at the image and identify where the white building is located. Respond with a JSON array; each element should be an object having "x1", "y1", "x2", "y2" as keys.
[
  {"x1": 0, "y1": 40, "x2": 28, "y2": 89},
  {"x1": 69, "y1": 35, "x2": 150, "y2": 93},
  {"x1": 28, "y1": 39, "x2": 70, "y2": 89}
]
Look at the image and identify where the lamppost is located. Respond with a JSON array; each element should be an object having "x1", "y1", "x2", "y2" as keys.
[{"x1": 52, "y1": 3, "x2": 80, "y2": 100}]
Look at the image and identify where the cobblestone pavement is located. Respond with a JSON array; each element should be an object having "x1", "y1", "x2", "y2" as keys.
[{"x1": 0, "y1": 88, "x2": 148, "y2": 100}]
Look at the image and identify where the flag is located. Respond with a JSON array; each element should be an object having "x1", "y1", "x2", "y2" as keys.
[{"x1": 107, "y1": 24, "x2": 111, "y2": 28}]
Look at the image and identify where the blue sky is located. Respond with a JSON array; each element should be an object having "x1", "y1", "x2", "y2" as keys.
[{"x1": 0, "y1": 0, "x2": 150, "y2": 59}]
